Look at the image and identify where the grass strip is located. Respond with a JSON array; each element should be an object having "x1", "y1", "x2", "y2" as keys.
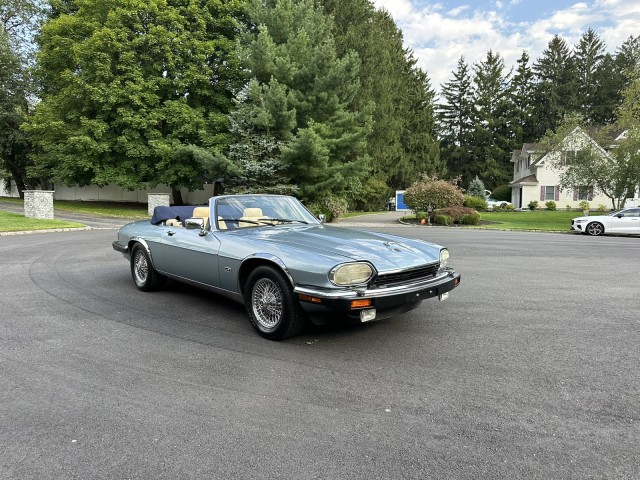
[{"x1": 0, "y1": 210, "x2": 85, "y2": 232}]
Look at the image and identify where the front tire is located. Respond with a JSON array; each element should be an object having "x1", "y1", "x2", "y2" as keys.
[
  {"x1": 585, "y1": 222, "x2": 604, "y2": 236},
  {"x1": 130, "y1": 244, "x2": 165, "y2": 291},
  {"x1": 244, "y1": 266, "x2": 307, "y2": 340}
]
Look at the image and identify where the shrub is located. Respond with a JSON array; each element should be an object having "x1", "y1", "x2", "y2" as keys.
[
  {"x1": 403, "y1": 175, "x2": 465, "y2": 212},
  {"x1": 308, "y1": 195, "x2": 348, "y2": 222},
  {"x1": 434, "y1": 206, "x2": 478, "y2": 223},
  {"x1": 579, "y1": 200, "x2": 590, "y2": 212},
  {"x1": 467, "y1": 176, "x2": 485, "y2": 198},
  {"x1": 528, "y1": 200, "x2": 538, "y2": 210},
  {"x1": 464, "y1": 195, "x2": 488, "y2": 210},
  {"x1": 491, "y1": 185, "x2": 512, "y2": 202},
  {"x1": 597, "y1": 204, "x2": 607, "y2": 212},
  {"x1": 545, "y1": 201, "x2": 557, "y2": 211},
  {"x1": 434, "y1": 214, "x2": 452, "y2": 226},
  {"x1": 461, "y1": 212, "x2": 481, "y2": 225},
  {"x1": 566, "y1": 204, "x2": 572, "y2": 211},
  {"x1": 504, "y1": 204, "x2": 515, "y2": 211}
]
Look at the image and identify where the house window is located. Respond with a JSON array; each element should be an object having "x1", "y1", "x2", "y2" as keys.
[
  {"x1": 526, "y1": 155, "x2": 531, "y2": 168},
  {"x1": 577, "y1": 186, "x2": 589, "y2": 200},
  {"x1": 562, "y1": 150, "x2": 581, "y2": 165},
  {"x1": 545, "y1": 186, "x2": 555, "y2": 200}
]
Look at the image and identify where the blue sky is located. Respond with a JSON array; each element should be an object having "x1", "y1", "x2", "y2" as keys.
[{"x1": 371, "y1": 0, "x2": 640, "y2": 91}]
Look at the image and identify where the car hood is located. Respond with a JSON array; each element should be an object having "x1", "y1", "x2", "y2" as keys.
[
  {"x1": 242, "y1": 225, "x2": 441, "y2": 271},
  {"x1": 573, "y1": 215, "x2": 608, "y2": 222}
]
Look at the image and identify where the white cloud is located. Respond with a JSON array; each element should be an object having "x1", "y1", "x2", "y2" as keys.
[{"x1": 370, "y1": 0, "x2": 640, "y2": 93}]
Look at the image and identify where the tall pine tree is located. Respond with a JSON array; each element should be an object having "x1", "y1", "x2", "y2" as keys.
[
  {"x1": 438, "y1": 56, "x2": 474, "y2": 180},
  {"x1": 574, "y1": 28, "x2": 605, "y2": 124},
  {"x1": 532, "y1": 35, "x2": 577, "y2": 133},
  {"x1": 228, "y1": 0, "x2": 371, "y2": 203}
]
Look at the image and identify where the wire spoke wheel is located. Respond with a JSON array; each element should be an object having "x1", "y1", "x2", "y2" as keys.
[
  {"x1": 251, "y1": 278, "x2": 284, "y2": 329},
  {"x1": 133, "y1": 250, "x2": 149, "y2": 286},
  {"x1": 244, "y1": 266, "x2": 307, "y2": 340}
]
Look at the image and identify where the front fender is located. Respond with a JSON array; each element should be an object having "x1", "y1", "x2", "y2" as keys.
[{"x1": 237, "y1": 253, "x2": 295, "y2": 293}]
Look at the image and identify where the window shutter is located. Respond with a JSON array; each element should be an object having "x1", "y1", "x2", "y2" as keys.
[
  {"x1": 555, "y1": 186, "x2": 560, "y2": 201},
  {"x1": 540, "y1": 186, "x2": 545, "y2": 201},
  {"x1": 573, "y1": 190, "x2": 578, "y2": 201},
  {"x1": 588, "y1": 188, "x2": 593, "y2": 201}
]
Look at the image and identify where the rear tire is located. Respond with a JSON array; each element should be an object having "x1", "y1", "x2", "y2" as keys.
[
  {"x1": 585, "y1": 222, "x2": 604, "y2": 236},
  {"x1": 244, "y1": 266, "x2": 307, "y2": 340},
  {"x1": 130, "y1": 244, "x2": 166, "y2": 291}
]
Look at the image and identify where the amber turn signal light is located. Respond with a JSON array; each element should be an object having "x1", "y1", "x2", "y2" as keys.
[
  {"x1": 350, "y1": 299, "x2": 372, "y2": 309},
  {"x1": 299, "y1": 294, "x2": 322, "y2": 304}
]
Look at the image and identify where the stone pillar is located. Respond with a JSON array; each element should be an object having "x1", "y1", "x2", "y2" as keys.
[
  {"x1": 23, "y1": 190, "x2": 55, "y2": 220},
  {"x1": 147, "y1": 193, "x2": 171, "y2": 216}
]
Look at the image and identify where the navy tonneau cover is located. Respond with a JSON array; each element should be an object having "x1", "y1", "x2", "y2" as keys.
[{"x1": 150, "y1": 206, "x2": 197, "y2": 225}]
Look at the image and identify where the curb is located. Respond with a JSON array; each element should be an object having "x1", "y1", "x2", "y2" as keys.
[{"x1": 0, "y1": 226, "x2": 97, "y2": 236}]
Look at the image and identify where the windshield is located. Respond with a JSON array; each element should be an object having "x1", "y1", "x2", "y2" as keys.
[{"x1": 214, "y1": 195, "x2": 319, "y2": 230}]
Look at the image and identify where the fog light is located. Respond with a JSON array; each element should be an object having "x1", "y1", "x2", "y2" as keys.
[
  {"x1": 360, "y1": 309, "x2": 377, "y2": 322},
  {"x1": 439, "y1": 292, "x2": 449, "y2": 301}
]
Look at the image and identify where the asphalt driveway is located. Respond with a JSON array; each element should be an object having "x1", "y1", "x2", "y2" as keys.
[{"x1": 0, "y1": 226, "x2": 638, "y2": 479}]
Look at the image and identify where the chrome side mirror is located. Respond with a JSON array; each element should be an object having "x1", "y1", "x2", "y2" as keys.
[
  {"x1": 185, "y1": 217, "x2": 208, "y2": 236},
  {"x1": 318, "y1": 213, "x2": 326, "y2": 224}
]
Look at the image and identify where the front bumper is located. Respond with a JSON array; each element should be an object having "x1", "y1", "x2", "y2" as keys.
[
  {"x1": 112, "y1": 241, "x2": 129, "y2": 258},
  {"x1": 294, "y1": 269, "x2": 461, "y2": 321}
]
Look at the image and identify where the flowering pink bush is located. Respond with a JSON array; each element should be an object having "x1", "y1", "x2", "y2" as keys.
[{"x1": 403, "y1": 175, "x2": 465, "y2": 212}]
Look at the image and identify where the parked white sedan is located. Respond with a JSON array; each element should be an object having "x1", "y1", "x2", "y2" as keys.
[
  {"x1": 486, "y1": 198, "x2": 513, "y2": 209},
  {"x1": 571, "y1": 208, "x2": 640, "y2": 236}
]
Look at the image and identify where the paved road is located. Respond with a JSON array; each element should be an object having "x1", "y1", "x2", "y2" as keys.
[{"x1": 1, "y1": 226, "x2": 638, "y2": 479}]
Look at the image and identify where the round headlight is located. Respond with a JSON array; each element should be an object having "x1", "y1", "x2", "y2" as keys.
[
  {"x1": 329, "y1": 263, "x2": 374, "y2": 286},
  {"x1": 439, "y1": 248, "x2": 450, "y2": 268}
]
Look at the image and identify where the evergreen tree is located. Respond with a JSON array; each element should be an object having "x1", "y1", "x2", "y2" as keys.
[
  {"x1": 509, "y1": 51, "x2": 538, "y2": 144},
  {"x1": 438, "y1": 56, "x2": 474, "y2": 180},
  {"x1": 229, "y1": 0, "x2": 371, "y2": 203},
  {"x1": 25, "y1": 0, "x2": 243, "y2": 204},
  {"x1": 320, "y1": 0, "x2": 443, "y2": 194},
  {"x1": 574, "y1": 28, "x2": 605, "y2": 123},
  {"x1": 469, "y1": 50, "x2": 512, "y2": 189},
  {"x1": 532, "y1": 35, "x2": 577, "y2": 133}
]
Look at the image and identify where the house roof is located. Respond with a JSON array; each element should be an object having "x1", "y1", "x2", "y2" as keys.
[
  {"x1": 510, "y1": 174, "x2": 538, "y2": 186},
  {"x1": 523, "y1": 143, "x2": 538, "y2": 152}
]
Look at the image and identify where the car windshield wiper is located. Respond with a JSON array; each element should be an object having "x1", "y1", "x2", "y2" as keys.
[
  {"x1": 262, "y1": 218, "x2": 309, "y2": 224},
  {"x1": 220, "y1": 218, "x2": 269, "y2": 226}
]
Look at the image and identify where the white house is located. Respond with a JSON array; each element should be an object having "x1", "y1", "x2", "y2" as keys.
[{"x1": 509, "y1": 127, "x2": 639, "y2": 209}]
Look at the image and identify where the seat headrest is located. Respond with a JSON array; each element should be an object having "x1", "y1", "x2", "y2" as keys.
[
  {"x1": 243, "y1": 208, "x2": 263, "y2": 218},
  {"x1": 193, "y1": 206, "x2": 209, "y2": 218}
]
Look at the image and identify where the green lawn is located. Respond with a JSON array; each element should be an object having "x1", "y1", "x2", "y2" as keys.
[
  {"x1": 479, "y1": 210, "x2": 579, "y2": 231},
  {"x1": 0, "y1": 210, "x2": 85, "y2": 232},
  {"x1": 0, "y1": 197, "x2": 148, "y2": 219},
  {"x1": 402, "y1": 209, "x2": 583, "y2": 232}
]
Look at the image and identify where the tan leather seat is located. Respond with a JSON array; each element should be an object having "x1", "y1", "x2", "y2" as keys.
[
  {"x1": 193, "y1": 206, "x2": 209, "y2": 219},
  {"x1": 165, "y1": 219, "x2": 182, "y2": 227},
  {"x1": 240, "y1": 207, "x2": 265, "y2": 227},
  {"x1": 217, "y1": 216, "x2": 227, "y2": 230}
]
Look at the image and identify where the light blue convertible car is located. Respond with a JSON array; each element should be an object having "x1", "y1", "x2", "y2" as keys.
[{"x1": 112, "y1": 194, "x2": 461, "y2": 340}]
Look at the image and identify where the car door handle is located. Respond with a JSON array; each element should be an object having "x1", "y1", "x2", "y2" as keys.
[{"x1": 167, "y1": 230, "x2": 176, "y2": 236}]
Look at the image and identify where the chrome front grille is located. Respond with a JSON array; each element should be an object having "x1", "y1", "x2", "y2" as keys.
[{"x1": 372, "y1": 263, "x2": 440, "y2": 288}]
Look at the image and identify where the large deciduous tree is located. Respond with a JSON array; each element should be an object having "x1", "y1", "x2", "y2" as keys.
[
  {"x1": 0, "y1": 0, "x2": 40, "y2": 196},
  {"x1": 25, "y1": 0, "x2": 243, "y2": 204},
  {"x1": 228, "y1": 0, "x2": 371, "y2": 203}
]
